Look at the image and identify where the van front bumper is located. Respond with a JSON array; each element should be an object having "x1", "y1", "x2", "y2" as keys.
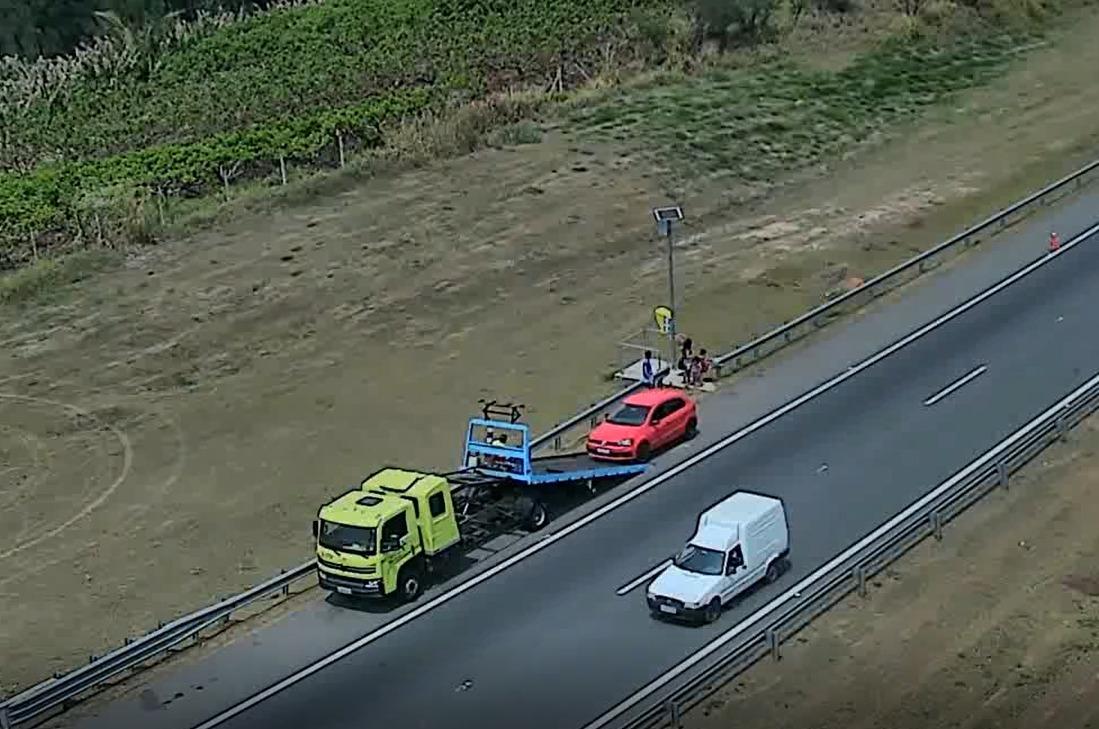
[
  {"x1": 647, "y1": 595, "x2": 707, "y2": 622},
  {"x1": 317, "y1": 567, "x2": 383, "y2": 597}
]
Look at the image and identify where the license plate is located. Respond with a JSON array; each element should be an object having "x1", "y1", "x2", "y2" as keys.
[
  {"x1": 659, "y1": 604, "x2": 677, "y2": 614},
  {"x1": 596, "y1": 448, "x2": 610, "y2": 455},
  {"x1": 336, "y1": 586, "x2": 352, "y2": 595}
]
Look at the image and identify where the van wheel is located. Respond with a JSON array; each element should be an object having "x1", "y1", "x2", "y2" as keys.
[
  {"x1": 636, "y1": 441, "x2": 652, "y2": 463},
  {"x1": 703, "y1": 597, "x2": 722, "y2": 624},
  {"x1": 397, "y1": 565, "x2": 424, "y2": 603},
  {"x1": 764, "y1": 561, "x2": 781, "y2": 585}
]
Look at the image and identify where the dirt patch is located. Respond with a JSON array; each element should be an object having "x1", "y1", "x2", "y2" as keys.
[
  {"x1": 3, "y1": 6, "x2": 1099, "y2": 698},
  {"x1": 686, "y1": 414, "x2": 1099, "y2": 729},
  {"x1": 1064, "y1": 575, "x2": 1099, "y2": 597}
]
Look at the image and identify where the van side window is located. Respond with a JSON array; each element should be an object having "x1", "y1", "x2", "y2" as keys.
[
  {"x1": 381, "y1": 511, "x2": 409, "y2": 548},
  {"x1": 727, "y1": 544, "x2": 745, "y2": 574},
  {"x1": 428, "y1": 492, "x2": 446, "y2": 518}
]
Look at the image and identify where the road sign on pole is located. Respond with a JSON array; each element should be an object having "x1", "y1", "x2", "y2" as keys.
[
  {"x1": 653, "y1": 305, "x2": 673, "y2": 334},
  {"x1": 652, "y1": 205, "x2": 685, "y2": 371}
]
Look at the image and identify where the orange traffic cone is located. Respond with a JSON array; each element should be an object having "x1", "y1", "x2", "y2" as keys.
[{"x1": 1049, "y1": 231, "x2": 1061, "y2": 252}]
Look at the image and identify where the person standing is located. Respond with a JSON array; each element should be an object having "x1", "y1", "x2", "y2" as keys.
[
  {"x1": 677, "y1": 337, "x2": 694, "y2": 373},
  {"x1": 641, "y1": 350, "x2": 656, "y2": 388}
]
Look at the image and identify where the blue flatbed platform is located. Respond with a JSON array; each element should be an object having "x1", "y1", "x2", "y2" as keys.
[
  {"x1": 529, "y1": 452, "x2": 647, "y2": 483},
  {"x1": 459, "y1": 415, "x2": 649, "y2": 487}
]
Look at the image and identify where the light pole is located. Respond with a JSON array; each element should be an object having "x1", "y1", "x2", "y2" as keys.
[{"x1": 652, "y1": 205, "x2": 685, "y2": 374}]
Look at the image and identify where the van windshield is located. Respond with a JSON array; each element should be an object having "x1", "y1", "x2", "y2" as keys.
[
  {"x1": 318, "y1": 520, "x2": 377, "y2": 556},
  {"x1": 673, "y1": 544, "x2": 724, "y2": 576},
  {"x1": 607, "y1": 404, "x2": 651, "y2": 426}
]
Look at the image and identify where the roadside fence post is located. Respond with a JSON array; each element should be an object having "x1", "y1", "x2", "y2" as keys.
[
  {"x1": 1, "y1": 704, "x2": 12, "y2": 729},
  {"x1": 997, "y1": 461, "x2": 1009, "y2": 490},
  {"x1": 767, "y1": 628, "x2": 781, "y2": 661},
  {"x1": 666, "y1": 699, "x2": 681, "y2": 729},
  {"x1": 931, "y1": 511, "x2": 943, "y2": 541},
  {"x1": 856, "y1": 566, "x2": 867, "y2": 597}
]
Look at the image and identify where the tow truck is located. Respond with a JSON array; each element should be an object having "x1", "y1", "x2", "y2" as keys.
[{"x1": 312, "y1": 401, "x2": 650, "y2": 602}]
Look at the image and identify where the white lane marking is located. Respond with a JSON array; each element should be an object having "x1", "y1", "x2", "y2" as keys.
[
  {"x1": 193, "y1": 221, "x2": 1099, "y2": 729},
  {"x1": 584, "y1": 365, "x2": 1099, "y2": 729},
  {"x1": 616, "y1": 561, "x2": 671, "y2": 596},
  {"x1": 923, "y1": 364, "x2": 988, "y2": 407}
]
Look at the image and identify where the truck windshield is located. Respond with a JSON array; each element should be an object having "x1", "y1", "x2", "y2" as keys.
[
  {"x1": 673, "y1": 544, "x2": 724, "y2": 576},
  {"x1": 318, "y1": 520, "x2": 377, "y2": 556},
  {"x1": 607, "y1": 404, "x2": 651, "y2": 426}
]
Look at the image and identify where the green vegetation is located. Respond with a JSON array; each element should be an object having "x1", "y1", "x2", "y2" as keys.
[
  {"x1": 568, "y1": 30, "x2": 1044, "y2": 181},
  {"x1": 4, "y1": 0, "x2": 681, "y2": 166},
  {"x1": 2, "y1": 1, "x2": 283, "y2": 60},
  {"x1": 0, "y1": 0, "x2": 1071, "y2": 271},
  {"x1": 1, "y1": 0, "x2": 688, "y2": 255}
]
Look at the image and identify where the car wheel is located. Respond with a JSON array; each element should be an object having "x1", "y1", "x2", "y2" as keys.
[
  {"x1": 703, "y1": 597, "x2": 722, "y2": 624},
  {"x1": 684, "y1": 418, "x2": 698, "y2": 440},
  {"x1": 636, "y1": 441, "x2": 652, "y2": 462},
  {"x1": 397, "y1": 565, "x2": 424, "y2": 604},
  {"x1": 764, "y1": 560, "x2": 781, "y2": 584}
]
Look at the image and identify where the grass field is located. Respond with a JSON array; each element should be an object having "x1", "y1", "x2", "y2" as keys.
[
  {"x1": 567, "y1": 31, "x2": 1043, "y2": 184},
  {"x1": 3, "y1": 0, "x2": 1099, "y2": 705}
]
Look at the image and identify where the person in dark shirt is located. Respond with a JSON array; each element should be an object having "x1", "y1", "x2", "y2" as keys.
[{"x1": 677, "y1": 337, "x2": 694, "y2": 376}]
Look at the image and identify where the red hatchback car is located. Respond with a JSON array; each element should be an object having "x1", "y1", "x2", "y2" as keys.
[{"x1": 586, "y1": 388, "x2": 698, "y2": 462}]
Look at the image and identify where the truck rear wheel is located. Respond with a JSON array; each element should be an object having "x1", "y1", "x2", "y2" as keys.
[
  {"x1": 397, "y1": 565, "x2": 424, "y2": 604},
  {"x1": 524, "y1": 499, "x2": 549, "y2": 532}
]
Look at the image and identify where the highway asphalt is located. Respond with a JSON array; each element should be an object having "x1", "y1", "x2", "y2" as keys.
[
  {"x1": 58, "y1": 184, "x2": 1099, "y2": 729},
  {"x1": 196, "y1": 217, "x2": 1099, "y2": 729}
]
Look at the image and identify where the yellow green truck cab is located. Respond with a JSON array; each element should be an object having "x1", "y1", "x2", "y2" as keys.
[{"x1": 313, "y1": 468, "x2": 461, "y2": 602}]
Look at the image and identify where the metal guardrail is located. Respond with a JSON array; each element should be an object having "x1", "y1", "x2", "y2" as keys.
[
  {"x1": 608, "y1": 368, "x2": 1099, "y2": 729},
  {"x1": 3, "y1": 158, "x2": 1097, "y2": 728},
  {"x1": 533, "y1": 155, "x2": 1099, "y2": 452},
  {"x1": 0, "y1": 563, "x2": 314, "y2": 728}
]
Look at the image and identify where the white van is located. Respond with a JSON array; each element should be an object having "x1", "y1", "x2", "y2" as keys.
[{"x1": 647, "y1": 491, "x2": 789, "y2": 623}]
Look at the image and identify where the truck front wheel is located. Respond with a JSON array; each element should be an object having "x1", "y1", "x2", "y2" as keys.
[{"x1": 397, "y1": 565, "x2": 424, "y2": 604}]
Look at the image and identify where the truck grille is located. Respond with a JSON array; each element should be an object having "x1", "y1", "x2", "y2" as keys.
[{"x1": 318, "y1": 557, "x2": 375, "y2": 575}]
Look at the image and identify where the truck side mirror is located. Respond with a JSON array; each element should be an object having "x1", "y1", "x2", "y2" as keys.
[{"x1": 311, "y1": 520, "x2": 318, "y2": 538}]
